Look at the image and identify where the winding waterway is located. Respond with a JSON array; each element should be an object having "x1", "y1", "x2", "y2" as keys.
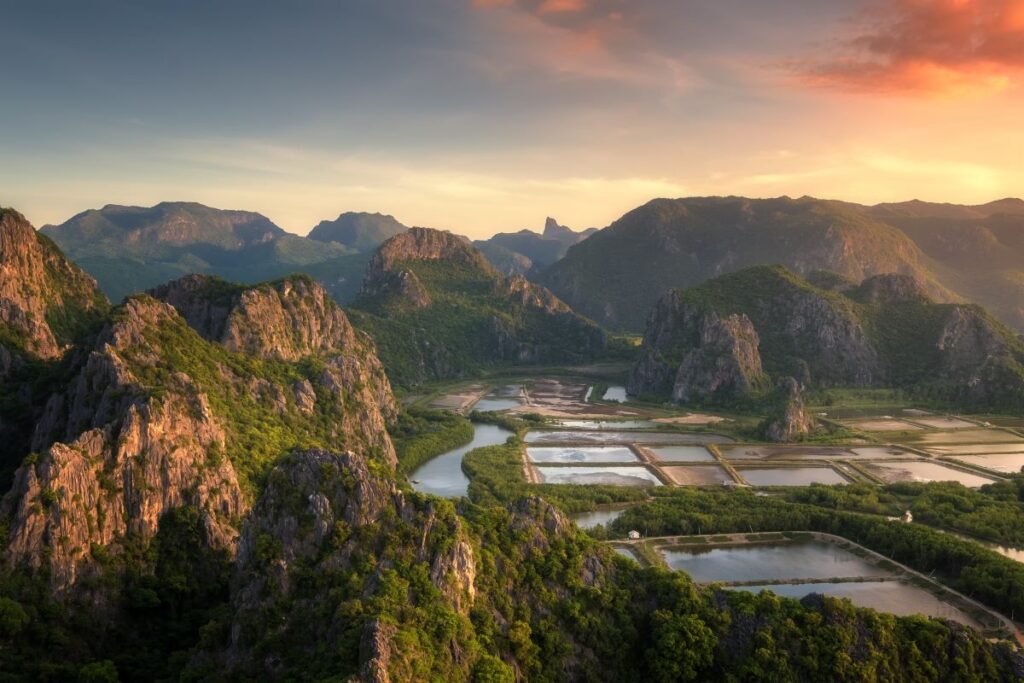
[{"x1": 410, "y1": 423, "x2": 513, "y2": 498}]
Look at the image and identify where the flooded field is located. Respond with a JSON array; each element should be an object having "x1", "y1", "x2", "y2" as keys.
[
  {"x1": 734, "y1": 581, "x2": 980, "y2": 627},
  {"x1": 602, "y1": 385, "x2": 627, "y2": 402},
  {"x1": 527, "y1": 446, "x2": 639, "y2": 464},
  {"x1": 910, "y1": 416, "x2": 978, "y2": 429},
  {"x1": 472, "y1": 384, "x2": 525, "y2": 412},
  {"x1": 926, "y1": 442, "x2": 1024, "y2": 455},
  {"x1": 739, "y1": 467, "x2": 848, "y2": 486},
  {"x1": 646, "y1": 445, "x2": 716, "y2": 462},
  {"x1": 525, "y1": 430, "x2": 733, "y2": 445},
  {"x1": 535, "y1": 465, "x2": 663, "y2": 487},
  {"x1": 662, "y1": 465, "x2": 734, "y2": 486},
  {"x1": 913, "y1": 429, "x2": 1023, "y2": 444},
  {"x1": 848, "y1": 446, "x2": 914, "y2": 458},
  {"x1": 721, "y1": 445, "x2": 852, "y2": 461},
  {"x1": 410, "y1": 424, "x2": 514, "y2": 497},
  {"x1": 843, "y1": 418, "x2": 922, "y2": 432},
  {"x1": 555, "y1": 419, "x2": 660, "y2": 430},
  {"x1": 863, "y1": 460, "x2": 998, "y2": 487},
  {"x1": 949, "y1": 453, "x2": 1024, "y2": 474},
  {"x1": 660, "y1": 541, "x2": 888, "y2": 582}
]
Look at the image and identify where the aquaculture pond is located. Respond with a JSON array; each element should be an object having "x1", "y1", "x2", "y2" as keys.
[
  {"x1": 601, "y1": 385, "x2": 628, "y2": 402},
  {"x1": 535, "y1": 466, "x2": 663, "y2": 487},
  {"x1": 410, "y1": 423, "x2": 514, "y2": 498},
  {"x1": 661, "y1": 465, "x2": 734, "y2": 486},
  {"x1": 556, "y1": 419, "x2": 659, "y2": 430},
  {"x1": 660, "y1": 540, "x2": 889, "y2": 583},
  {"x1": 472, "y1": 384, "x2": 525, "y2": 412},
  {"x1": 862, "y1": 460, "x2": 998, "y2": 488},
  {"x1": 952, "y1": 453, "x2": 1024, "y2": 474},
  {"x1": 525, "y1": 431, "x2": 733, "y2": 445},
  {"x1": 733, "y1": 581, "x2": 981, "y2": 628},
  {"x1": 526, "y1": 446, "x2": 639, "y2": 464},
  {"x1": 646, "y1": 445, "x2": 716, "y2": 462},
  {"x1": 739, "y1": 467, "x2": 848, "y2": 487}
]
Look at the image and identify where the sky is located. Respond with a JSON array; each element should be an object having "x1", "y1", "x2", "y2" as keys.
[{"x1": 1, "y1": 0, "x2": 1022, "y2": 238}]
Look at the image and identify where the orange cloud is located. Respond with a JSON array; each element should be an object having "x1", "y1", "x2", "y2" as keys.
[
  {"x1": 797, "y1": 0, "x2": 1024, "y2": 96},
  {"x1": 537, "y1": 0, "x2": 589, "y2": 13}
]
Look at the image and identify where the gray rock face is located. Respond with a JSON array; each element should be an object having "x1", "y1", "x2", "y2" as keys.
[
  {"x1": 0, "y1": 208, "x2": 107, "y2": 361},
  {"x1": 628, "y1": 297, "x2": 768, "y2": 401},
  {"x1": 3, "y1": 298, "x2": 245, "y2": 591},
  {"x1": 763, "y1": 377, "x2": 815, "y2": 442},
  {"x1": 671, "y1": 312, "x2": 766, "y2": 402}
]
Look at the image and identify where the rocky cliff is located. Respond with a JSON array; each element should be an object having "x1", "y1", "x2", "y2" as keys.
[
  {"x1": 763, "y1": 377, "x2": 815, "y2": 442},
  {"x1": 2, "y1": 298, "x2": 245, "y2": 591},
  {"x1": 352, "y1": 227, "x2": 605, "y2": 386},
  {"x1": 631, "y1": 266, "x2": 1024, "y2": 409},
  {"x1": 0, "y1": 208, "x2": 108, "y2": 364},
  {"x1": 3, "y1": 271, "x2": 400, "y2": 591}
]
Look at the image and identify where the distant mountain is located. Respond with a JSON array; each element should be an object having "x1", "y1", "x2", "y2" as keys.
[
  {"x1": 630, "y1": 265, "x2": 1024, "y2": 410},
  {"x1": 41, "y1": 202, "x2": 357, "y2": 303},
  {"x1": 474, "y1": 217, "x2": 596, "y2": 274},
  {"x1": 307, "y1": 211, "x2": 408, "y2": 252},
  {"x1": 866, "y1": 200, "x2": 1024, "y2": 330},
  {"x1": 349, "y1": 227, "x2": 605, "y2": 386},
  {"x1": 541, "y1": 196, "x2": 951, "y2": 331}
]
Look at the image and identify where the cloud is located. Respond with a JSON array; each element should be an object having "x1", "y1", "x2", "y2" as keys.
[{"x1": 795, "y1": 0, "x2": 1024, "y2": 96}]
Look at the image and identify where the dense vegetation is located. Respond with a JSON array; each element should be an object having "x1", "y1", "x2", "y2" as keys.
[{"x1": 350, "y1": 243, "x2": 604, "y2": 387}]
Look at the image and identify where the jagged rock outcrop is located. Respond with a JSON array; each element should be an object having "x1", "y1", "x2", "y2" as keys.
[
  {"x1": 631, "y1": 266, "x2": 1024, "y2": 409},
  {"x1": 3, "y1": 298, "x2": 245, "y2": 590},
  {"x1": 0, "y1": 208, "x2": 108, "y2": 363},
  {"x1": 363, "y1": 228, "x2": 487, "y2": 285},
  {"x1": 150, "y1": 273, "x2": 398, "y2": 429},
  {"x1": 221, "y1": 449, "x2": 477, "y2": 677},
  {"x1": 763, "y1": 377, "x2": 815, "y2": 442},
  {"x1": 352, "y1": 227, "x2": 605, "y2": 385},
  {"x1": 629, "y1": 267, "x2": 881, "y2": 400},
  {"x1": 672, "y1": 313, "x2": 766, "y2": 403}
]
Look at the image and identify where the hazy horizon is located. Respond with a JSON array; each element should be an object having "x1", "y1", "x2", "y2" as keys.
[{"x1": 3, "y1": 0, "x2": 1023, "y2": 238}]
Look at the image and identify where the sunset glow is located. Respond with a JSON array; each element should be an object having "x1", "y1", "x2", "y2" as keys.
[{"x1": 1, "y1": 0, "x2": 1021, "y2": 236}]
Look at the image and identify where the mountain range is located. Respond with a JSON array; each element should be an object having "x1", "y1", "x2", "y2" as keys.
[
  {"x1": 541, "y1": 195, "x2": 1024, "y2": 332},
  {"x1": 3, "y1": 204, "x2": 1024, "y2": 680},
  {"x1": 629, "y1": 265, "x2": 1024, "y2": 411}
]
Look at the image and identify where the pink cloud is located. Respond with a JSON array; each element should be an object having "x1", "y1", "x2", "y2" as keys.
[{"x1": 797, "y1": 0, "x2": 1024, "y2": 96}]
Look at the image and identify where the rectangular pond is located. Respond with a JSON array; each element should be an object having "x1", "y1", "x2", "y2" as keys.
[
  {"x1": 721, "y1": 445, "x2": 853, "y2": 461},
  {"x1": 926, "y1": 442, "x2": 1024, "y2": 455},
  {"x1": 602, "y1": 385, "x2": 628, "y2": 402},
  {"x1": 556, "y1": 419, "x2": 660, "y2": 430},
  {"x1": 733, "y1": 581, "x2": 980, "y2": 628},
  {"x1": 659, "y1": 540, "x2": 890, "y2": 583},
  {"x1": 527, "y1": 446, "x2": 639, "y2": 464},
  {"x1": 848, "y1": 446, "x2": 915, "y2": 459},
  {"x1": 525, "y1": 430, "x2": 733, "y2": 445},
  {"x1": 647, "y1": 445, "x2": 716, "y2": 462},
  {"x1": 472, "y1": 384, "x2": 526, "y2": 412},
  {"x1": 843, "y1": 418, "x2": 923, "y2": 432},
  {"x1": 945, "y1": 453, "x2": 1024, "y2": 474},
  {"x1": 913, "y1": 429, "x2": 1024, "y2": 444},
  {"x1": 535, "y1": 465, "x2": 663, "y2": 487},
  {"x1": 739, "y1": 467, "x2": 848, "y2": 487},
  {"x1": 910, "y1": 416, "x2": 978, "y2": 429},
  {"x1": 662, "y1": 465, "x2": 735, "y2": 486},
  {"x1": 862, "y1": 460, "x2": 998, "y2": 488}
]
